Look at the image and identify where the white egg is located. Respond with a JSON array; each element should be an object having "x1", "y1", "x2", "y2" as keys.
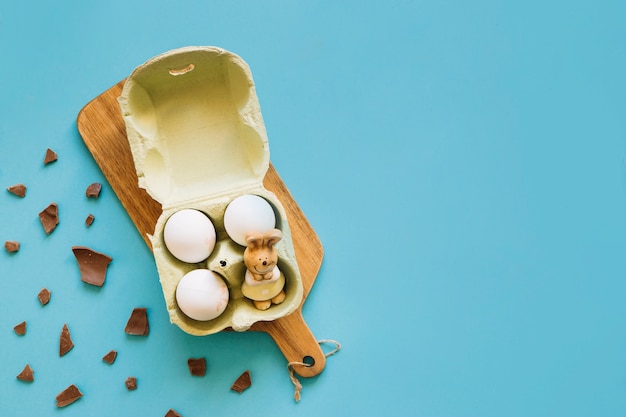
[
  {"x1": 164, "y1": 209, "x2": 216, "y2": 263},
  {"x1": 224, "y1": 194, "x2": 276, "y2": 246},
  {"x1": 176, "y1": 269, "x2": 229, "y2": 321}
]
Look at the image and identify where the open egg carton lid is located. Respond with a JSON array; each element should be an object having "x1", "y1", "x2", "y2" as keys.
[{"x1": 118, "y1": 46, "x2": 269, "y2": 208}]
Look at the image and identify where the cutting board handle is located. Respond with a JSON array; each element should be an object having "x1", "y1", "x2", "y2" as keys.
[{"x1": 259, "y1": 311, "x2": 326, "y2": 377}]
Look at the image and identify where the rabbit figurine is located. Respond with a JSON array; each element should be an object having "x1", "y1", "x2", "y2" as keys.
[{"x1": 242, "y1": 228, "x2": 286, "y2": 310}]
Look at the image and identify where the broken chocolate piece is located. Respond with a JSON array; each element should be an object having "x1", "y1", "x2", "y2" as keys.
[
  {"x1": 165, "y1": 409, "x2": 183, "y2": 417},
  {"x1": 231, "y1": 370, "x2": 252, "y2": 393},
  {"x1": 71, "y1": 246, "x2": 113, "y2": 287},
  {"x1": 44, "y1": 148, "x2": 58, "y2": 165},
  {"x1": 59, "y1": 324, "x2": 74, "y2": 357},
  {"x1": 39, "y1": 203, "x2": 59, "y2": 234},
  {"x1": 7, "y1": 183, "x2": 26, "y2": 197},
  {"x1": 124, "y1": 308, "x2": 149, "y2": 336},
  {"x1": 17, "y1": 364, "x2": 34, "y2": 382},
  {"x1": 5, "y1": 240, "x2": 20, "y2": 253},
  {"x1": 86, "y1": 182, "x2": 102, "y2": 198},
  {"x1": 38, "y1": 288, "x2": 51, "y2": 305},
  {"x1": 55, "y1": 384, "x2": 82, "y2": 407},
  {"x1": 125, "y1": 376, "x2": 137, "y2": 390},
  {"x1": 187, "y1": 358, "x2": 206, "y2": 376},
  {"x1": 85, "y1": 214, "x2": 95, "y2": 226},
  {"x1": 14, "y1": 321, "x2": 26, "y2": 335},
  {"x1": 102, "y1": 350, "x2": 117, "y2": 364}
]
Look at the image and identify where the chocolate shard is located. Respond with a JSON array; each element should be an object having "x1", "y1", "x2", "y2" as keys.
[
  {"x1": 17, "y1": 364, "x2": 34, "y2": 382},
  {"x1": 187, "y1": 358, "x2": 207, "y2": 376},
  {"x1": 124, "y1": 308, "x2": 149, "y2": 336},
  {"x1": 7, "y1": 183, "x2": 26, "y2": 197},
  {"x1": 60, "y1": 324, "x2": 74, "y2": 357},
  {"x1": 125, "y1": 376, "x2": 137, "y2": 391},
  {"x1": 44, "y1": 148, "x2": 58, "y2": 165},
  {"x1": 165, "y1": 409, "x2": 183, "y2": 417},
  {"x1": 231, "y1": 370, "x2": 252, "y2": 393},
  {"x1": 5, "y1": 240, "x2": 20, "y2": 253},
  {"x1": 86, "y1": 182, "x2": 102, "y2": 198},
  {"x1": 55, "y1": 384, "x2": 82, "y2": 407},
  {"x1": 102, "y1": 350, "x2": 117, "y2": 364},
  {"x1": 39, "y1": 203, "x2": 59, "y2": 234},
  {"x1": 14, "y1": 321, "x2": 26, "y2": 335},
  {"x1": 85, "y1": 214, "x2": 95, "y2": 226},
  {"x1": 71, "y1": 246, "x2": 113, "y2": 287},
  {"x1": 38, "y1": 288, "x2": 51, "y2": 306}
]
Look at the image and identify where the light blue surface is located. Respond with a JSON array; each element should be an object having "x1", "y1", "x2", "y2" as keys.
[{"x1": 1, "y1": 1, "x2": 626, "y2": 415}]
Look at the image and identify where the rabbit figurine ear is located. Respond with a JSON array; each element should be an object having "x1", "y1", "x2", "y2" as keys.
[
  {"x1": 245, "y1": 232, "x2": 264, "y2": 249},
  {"x1": 263, "y1": 229, "x2": 282, "y2": 248}
]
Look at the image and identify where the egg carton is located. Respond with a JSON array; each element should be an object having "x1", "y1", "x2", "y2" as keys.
[{"x1": 118, "y1": 46, "x2": 304, "y2": 335}]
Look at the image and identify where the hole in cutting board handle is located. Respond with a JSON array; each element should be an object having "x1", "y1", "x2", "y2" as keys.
[
  {"x1": 302, "y1": 356, "x2": 315, "y2": 367},
  {"x1": 169, "y1": 63, "x2": 195, "y2": 76}
]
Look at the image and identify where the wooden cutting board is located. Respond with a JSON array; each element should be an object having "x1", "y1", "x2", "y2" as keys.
[{"x1": 77, "y1": 81, "x2": 326, "y2": 377}]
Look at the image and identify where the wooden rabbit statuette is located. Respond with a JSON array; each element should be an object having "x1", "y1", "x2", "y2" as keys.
[{"x1": 242, "y1": 229, "x2": 286, "y2": 310}]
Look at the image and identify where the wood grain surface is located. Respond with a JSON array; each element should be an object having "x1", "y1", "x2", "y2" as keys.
[{"x1": 77, "y1": 81, "x2": 326, "y2": 377}]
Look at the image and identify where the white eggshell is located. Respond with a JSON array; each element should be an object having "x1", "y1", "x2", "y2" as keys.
[
  {"x1": 176, "y1": 269, "x2": 229, "y2": 321},
  {"x1": 224, "y1": 195, "x2": 276, "y2": 246},
  {"x1": 164, "y1": 209, "x2": 216, "y2": 263}
]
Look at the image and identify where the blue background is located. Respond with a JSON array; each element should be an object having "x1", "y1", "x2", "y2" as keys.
[{"x1": 1, "y1": 1, "x2": 626, "y2": 416}]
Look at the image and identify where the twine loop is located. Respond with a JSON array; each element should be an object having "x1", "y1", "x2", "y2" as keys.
[{"x1": 287, "y1": 339, "x2": 341, "y2": 402}]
